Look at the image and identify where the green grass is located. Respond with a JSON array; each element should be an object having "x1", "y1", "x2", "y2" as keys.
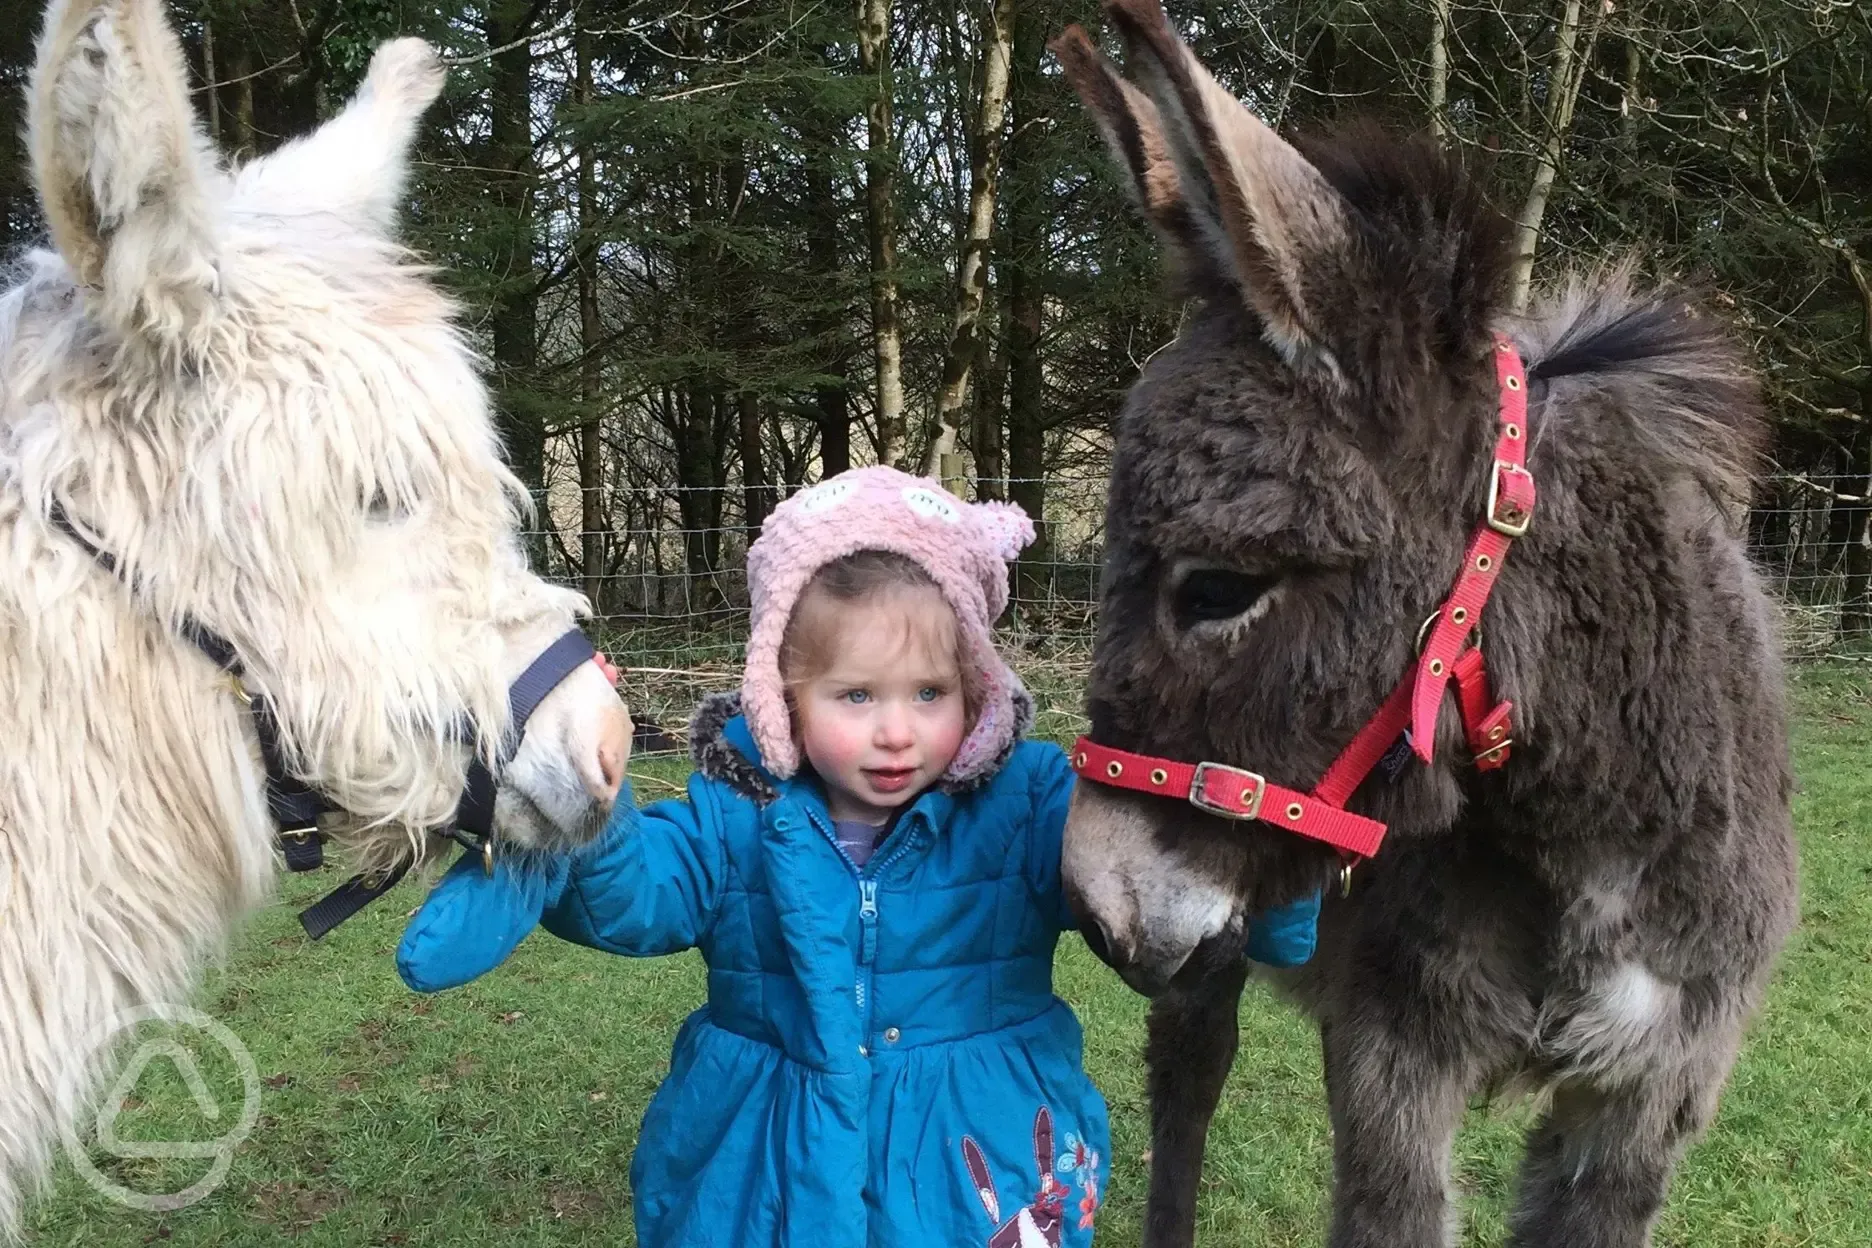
[{"x1": 22, "y1": 666, "x2": 1872, "y2": 1245}]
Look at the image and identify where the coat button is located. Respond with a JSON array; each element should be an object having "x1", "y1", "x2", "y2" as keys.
[
  {"x1": 883, "y1": 1027, "x2": 901, "y2": 1044},
  {"x1": 858, "y1": 1045, "x2": 869, "y2": 1057}
]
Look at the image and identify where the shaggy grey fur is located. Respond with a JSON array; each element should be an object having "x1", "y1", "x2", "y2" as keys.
[{"x1": 1053, "y1": 4, "x2": 1799, "y2": 1246}]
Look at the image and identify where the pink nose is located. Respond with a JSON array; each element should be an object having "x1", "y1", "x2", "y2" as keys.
[{"x1": 587, "y1": 703, "x2": 631, "y2": 803}]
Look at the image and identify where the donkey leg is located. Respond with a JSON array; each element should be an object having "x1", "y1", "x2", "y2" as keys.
[
  {"x1": 1505, "y1": 1071, "x2": 1719, "y2": 1248},
  {"x1": 1321, "y1": 1016, "x2": 1472, "y2": 1248},
  {"x1": 1142, "y1": 957, "x2": 1249, "y2": 1248}
]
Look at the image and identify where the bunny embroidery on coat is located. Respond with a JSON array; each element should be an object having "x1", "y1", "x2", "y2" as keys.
[{"x1": 962, "y1": 1106, "x2": 1099, "y2": 1247}]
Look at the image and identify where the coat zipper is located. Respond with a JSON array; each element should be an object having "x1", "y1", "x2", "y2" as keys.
[{"x1": 805, "y1": 808, "x2": 923, "y2": 1056}]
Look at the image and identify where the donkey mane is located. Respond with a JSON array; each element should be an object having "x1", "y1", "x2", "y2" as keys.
[
  {"x1": 1522, "y1": 274, "x2": 1767, "y2": 510},
  {"x1": 1294, "y1": 119, "x2": 1764, "y2": 511}
]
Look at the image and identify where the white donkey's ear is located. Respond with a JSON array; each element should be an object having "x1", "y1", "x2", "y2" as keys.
[
  {"x1": 233, "y1": 39, "x2": 446, "y2": 235},
  {"x1": 28, "y1": 0, "x2": 225, "y2": 348}
]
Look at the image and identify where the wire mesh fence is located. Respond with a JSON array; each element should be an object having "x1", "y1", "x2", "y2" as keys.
[{"x1": 530, "y1": 474, "x2": 1872, "y2": 740}]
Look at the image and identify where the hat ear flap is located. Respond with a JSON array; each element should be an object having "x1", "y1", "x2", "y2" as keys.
[{"x1": 972, "y1": 501, "x2": 1036, "y2": 562}]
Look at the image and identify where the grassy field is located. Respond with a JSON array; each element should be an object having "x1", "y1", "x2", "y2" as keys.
[{"x1": 21, "y1": 665, "x2": 1871, "y2": 1246}]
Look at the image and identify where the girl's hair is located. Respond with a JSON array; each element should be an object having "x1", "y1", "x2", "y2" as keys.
[{"x1": 779, "y1": 550, "x2": 981, "y2": 718}]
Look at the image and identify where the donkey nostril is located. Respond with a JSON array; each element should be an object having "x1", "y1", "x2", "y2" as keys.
[
  {"x1": 1080, "y1": 917, "x2": 1123, "y2": 969},
  {"x1": 585, "y1": 710, "x2": 630, "y2": 804},
  {"x1": 596, "y1": 739, "x2": 625, "y2": 798}
]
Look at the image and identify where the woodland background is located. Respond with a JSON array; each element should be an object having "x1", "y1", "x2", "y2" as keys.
[{"x1": 3, "y1": 0, "x2": 1870, "y2": 720}]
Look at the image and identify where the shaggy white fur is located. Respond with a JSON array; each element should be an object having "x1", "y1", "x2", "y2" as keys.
[{"x1": 0, "y1": 0, "x2": 632, "y2": 1229}]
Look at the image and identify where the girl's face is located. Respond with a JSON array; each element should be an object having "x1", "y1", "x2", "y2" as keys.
[{"x1": 791, "y1": 586, "x2": 969, "y2": 825}]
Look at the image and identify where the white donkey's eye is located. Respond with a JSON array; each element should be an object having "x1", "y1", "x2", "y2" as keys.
[{"x1": 365, "y1": 487, "x2": 409, "y2": 523}]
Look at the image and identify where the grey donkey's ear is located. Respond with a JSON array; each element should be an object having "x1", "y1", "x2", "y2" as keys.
[
  {"x1": 1062, "y1": 0, "x2": 1351, "y2": 365},
  {"x1": 1051, "y1": 27, "x2": 1204, "y2": 259},
  {"x1": 29, "y1": 0, "x2": 223, "y2": 349}
]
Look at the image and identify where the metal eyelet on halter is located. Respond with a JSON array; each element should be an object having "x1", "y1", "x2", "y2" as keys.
[
  {"x1": 1150, "y1": 768, "x2": 1168, "y2": 786},
  {"x1": 1074, "y1": 751, "x2": 1087, "y2": 769},
  {"x1": 1505, "y1": 375, "x2": 1522, "y2": 391},
  {"x1": 1285, "y1": 802, "x2": 1304, "y2": 822},
  {"x1": 1106, "y1": 761, "x2": 1124, "y2": 779},
  {"x1": 1506, "y1": 423, "x2": 1522, "y2": 439},
  {"x1": 1428, "y1": 658, "x2": 1445, "y2": 677},
  {"x1": 1475, "y1": 554, "x2": 1494, "y2": 572}
]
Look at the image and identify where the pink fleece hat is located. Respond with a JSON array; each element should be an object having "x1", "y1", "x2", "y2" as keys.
[{"x1": 742, "y1": 466, "x2": 1036, "y2": 784}]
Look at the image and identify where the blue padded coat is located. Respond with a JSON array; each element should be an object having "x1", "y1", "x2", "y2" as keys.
[{"x1": 397, "y1": 694, "x2": 1319, "y2": 1247}]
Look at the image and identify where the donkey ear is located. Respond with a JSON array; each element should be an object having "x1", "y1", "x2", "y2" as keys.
[
  {"x1": 1095, "y1": 0, "x2": 1351, "y2": 363},
  {"x1": 233, "y1": 39, "x2": 446, "y2": 235},
  {"x1": 1050, "y1": 27, "x2": 1203, "y2": 258},
  {"x1": 28, "y1": 0, "x2": 224, "y2": 347}
]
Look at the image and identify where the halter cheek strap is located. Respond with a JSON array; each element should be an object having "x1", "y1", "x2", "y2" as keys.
[
  {"x1": 1071, "y1": 333, "x2": 1537, "y2": 866},
  {"x1": 45, "y1": 501, "x2": 599, "y2": 937}
]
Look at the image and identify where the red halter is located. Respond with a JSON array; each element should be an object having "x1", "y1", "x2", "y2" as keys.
[{"x1": 1070, "y1": 333, "x2": 1537, "y2": 865}]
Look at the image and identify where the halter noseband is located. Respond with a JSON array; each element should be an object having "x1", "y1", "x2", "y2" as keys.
[
  {"x1": 47, "y1": 503, "x2": 599, "y2": 938},
  {"x1": 1071, "y1": 333, "x2": 1538, "y2": 877}
]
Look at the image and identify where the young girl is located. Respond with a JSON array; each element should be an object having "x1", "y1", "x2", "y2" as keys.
[{"x1": 396, "y1": 466, "x2": 1319, "y2": 1248}]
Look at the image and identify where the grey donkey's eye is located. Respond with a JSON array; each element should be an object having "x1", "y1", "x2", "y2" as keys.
[{"x1": 1172, "y1": 568, "x2": 1279, "y2": 630}]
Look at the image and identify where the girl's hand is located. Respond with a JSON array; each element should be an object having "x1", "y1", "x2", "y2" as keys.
[{"x1": 1245, "y1": 890, "x2": 1321, "y2": 968}]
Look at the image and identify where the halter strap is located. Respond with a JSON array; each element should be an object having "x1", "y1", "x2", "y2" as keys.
[
  {"x1": 1071, "y1": 332, "x2": 1537, "y2": 863},
  {"x1": 45, "y1": 500, "x2": 600, "y2": 936}
]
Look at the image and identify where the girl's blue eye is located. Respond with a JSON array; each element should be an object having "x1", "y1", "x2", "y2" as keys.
[
  {"x1": 842, "y1": 689, "x2": 870, "y2": 705},
  {"x1": 916, "y1": 687, "x2": 944, "y2": 703}
]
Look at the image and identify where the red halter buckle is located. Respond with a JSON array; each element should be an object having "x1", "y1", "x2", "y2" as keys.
[{"x1": 1071, "y1": 333, "x2": 1535, "y2": 863}]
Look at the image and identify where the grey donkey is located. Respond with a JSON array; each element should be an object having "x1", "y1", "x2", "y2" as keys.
[{"x1": 1050, "y1": 3, "x2": 1799, "y2": 1246}]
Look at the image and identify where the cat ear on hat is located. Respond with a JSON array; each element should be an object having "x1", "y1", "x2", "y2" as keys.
[{"x1": 971, "y1": 500, "x2": 1037, "y2": 562}]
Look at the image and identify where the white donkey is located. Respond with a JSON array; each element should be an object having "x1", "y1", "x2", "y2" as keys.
[{"x1": 0, "y1": 0, "x2": 633, "y2": 1229}]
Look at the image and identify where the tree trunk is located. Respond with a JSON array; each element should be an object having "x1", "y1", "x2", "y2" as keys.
[
  {"x1": 741, "y1": 393, "x2": 771, "y2": 539},
  {"x1": 857, "y1": 0, "x2": 905, "y2": 466},
  {"x1": 922, "y1": 0, "x2": 1016, "y2": 475},
  {"x1": 202, "y1": 16, "x2": 221, "y2": 150},
  {"x1": 229, "y1": 37, "x2": 256, "y2": 158},
  {"x1": 1005, "y1": 0, "x2": 1051, "y2": 601},
  {"x1": 576, "y1": 9, "x2": 607, "y2": 611},
  {"x1": 1841, "y1": 429, "x2": 1872, "y2": 641},
  {"x1": 1507, "y1": 0, "x2": 1600, "y2": 310},
  {"x1": 1620, "y1": 11, "x2": 1643, "y2": 148},
  {"x1": 1428, "y1": 0, "x2": 1453, "y2": 139},
  {"x1": 486, "y1": 0, "x2": 546, "y2": 545},
  {"x1": 803, "y1": 73, "x2": 853, "y2": 479},
  {"x1": 675, "y1": 382, "x2": 722, "y2": 615},
  {"x1": 972, "y1": 286, "x2": 1007, "y2": 500}
]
